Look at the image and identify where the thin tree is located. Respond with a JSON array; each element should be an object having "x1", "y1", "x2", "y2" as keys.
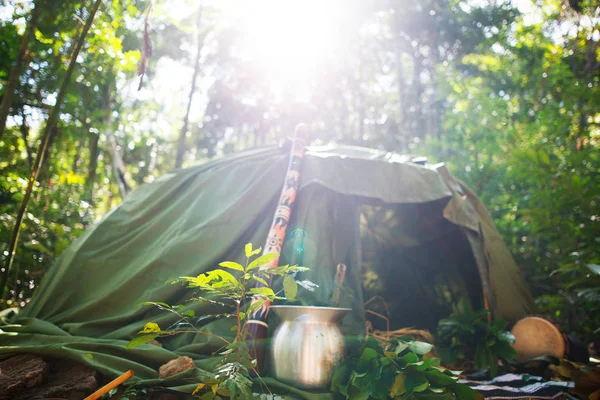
[
  {"x1": 0, "y1": 3, "x2": 41, "y2": 141},
  {"x1": 0, "y1": 0, "x2": 105, "y2": 298},
  {"x1": 175, "y1": 1, "x2": 204, "y2": 169}
]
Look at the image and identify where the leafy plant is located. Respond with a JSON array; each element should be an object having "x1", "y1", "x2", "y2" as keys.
[
  {"x1": 331, "y1": 336, "x2": 482, "y2": 400},
  {"x1": 539, "y1": 263, "x2": 600, "y2": 339},
  {"x1": 550, "y1": 359, "x2": 600, "y2": 400},
  {"x1": 436, "y1": 300, "x2": 515, "y2": 377},
  {"x1": 127, "y1": 243, "x2": 309, "y2": 399}
]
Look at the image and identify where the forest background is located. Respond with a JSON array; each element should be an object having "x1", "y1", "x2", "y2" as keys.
[{"x1": 0, "y1": 0, "x2": 598, "y2": 342}]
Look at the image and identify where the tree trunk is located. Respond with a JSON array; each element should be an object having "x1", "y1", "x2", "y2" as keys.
[
  {"x1": 87, "y1": 131, "x2": 99, "y2": 204},
  {"x1": 36, "y1": 125, "x2": 58, "y2": 188},
  {"x1": 175, "y1": 2, "x2": 204, "y2": 169},
  {"x1": 107, "y1": 133, "x2": 129, "y2": 199},
  {"x1": 101, "y1": 80, "x2": 130, "y2": 198},
  {"x1": 0, "y1": 4, "x2": 41, "y2": 141},
  {"x1": 19, "y1": 113, "x2": 33, "y2": 167},
  {"x1": 0, "y1": 0, "x2": 104, "y2": 298},
  {"x1": 411, "y1": 52, "x2": 425, "y2": 139}
]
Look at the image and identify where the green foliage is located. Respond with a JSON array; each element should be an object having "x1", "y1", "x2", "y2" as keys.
[
  {"x1": 436, "y1": 301, "x2": 516, "y2": 377},
  {"x1": 422, "y1": 2, "x2": 600, "y2": 339},
  {"x1": 330, "y1": 337, "x2": 483, "y2": 400},
  {"x1": 127, "y1": 243, "x2": 309, "y2": 398}
]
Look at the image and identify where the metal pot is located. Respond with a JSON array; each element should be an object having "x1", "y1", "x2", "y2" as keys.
[{"x1": 270, "y1": 305, "x2": 351, "y2": 389}]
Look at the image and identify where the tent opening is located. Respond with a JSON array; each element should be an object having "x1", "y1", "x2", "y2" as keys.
[{"x1": 360, "y1": 198, "x2": 484, "y2": 332}]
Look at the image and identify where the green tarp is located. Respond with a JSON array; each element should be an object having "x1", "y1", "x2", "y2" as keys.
[{"x1": 0, "y1": 145, "x2": 534, "y2": 397}]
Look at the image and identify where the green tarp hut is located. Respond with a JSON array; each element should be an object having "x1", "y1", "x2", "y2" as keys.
[{"x1": 0, "y1": 144, "x2": 535, "y2": 397}]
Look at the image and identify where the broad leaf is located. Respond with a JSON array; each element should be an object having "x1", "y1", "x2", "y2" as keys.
[
  {"x1": 245, "y1": 243, "x2": 261, "y2": 258},
  {"x1": 126, "y1": 334, "x2": 158, "y2": 349},
  {"x1": 252, "y1": 275, "x2": 269, "y2": 287},
  {"x1": 395, "y1": 341, "x2": 409, "y2": 354},
  {"x1": 425, "y1": 369, "x2": 457, "y2": 386},
  {"x1": 406, "y1": 371, "x2": 429, "y2": 393},
  {"x1": 247, "y1": 253, "x2": 278, "y2": 271},
  {"x1": 283, "y1": 275, "x2": 298, "y2": 300},
  {"x1": 219, "y1": 261, "x2": 244, "y2": 272},
  {"x1": 357, "y1": 348, "x2": 378, "y2": 371},
  {"x1": 451, "y1": 383, "x2": 484, "y2": 400},
  {"x1": 390, "y1": 374, "x2": 407, "y2": 396},
  {"x1": 586, "y1": 264, "x2": 600, "y2": 275},
  {"x1": 248, "y1": 287, "x2": 276, "y2": 297}
]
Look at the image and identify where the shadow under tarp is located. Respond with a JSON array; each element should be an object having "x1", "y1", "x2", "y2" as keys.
[{"x1": 0, "y1": 145, "x2": 534, "y2": 398}]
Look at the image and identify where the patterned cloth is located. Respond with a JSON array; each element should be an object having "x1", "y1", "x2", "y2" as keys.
[{"x1": 461, "y1": 373, "x2": 575, "y2": 399}]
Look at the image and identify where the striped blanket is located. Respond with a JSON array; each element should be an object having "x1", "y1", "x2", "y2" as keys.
[{"x1": 461, "y1": 373, "x2": 575, "y2": 399}]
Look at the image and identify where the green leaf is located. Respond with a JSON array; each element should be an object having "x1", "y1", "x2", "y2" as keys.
[
  {"x1": 357, "y1": 348, "x2": 378, "y2": 371},
  {"x1": 247, "y1": 253, "x2": 278, "y2": 271},
  {"x1": 401, "y1": 352, "x2": 419, "y2": 364},
  {"x1": 331, "y1": 364, "x2": 351, "y2": 392},
  {"x1": 395, "y1": 340, "x2": 409, "y2": 354},
  {"x1": 537, "y1": 149, "x2": 550, "y2": 166},
  {"x1": 24, "y1": 241, "x2": 53, "y2": 256},
  {"x1": 474, "y1": 346, "x2": 487, "y2": 371},
  {"x1": 406, "y1": 371, "x2": 429, "y2": 393},
  {"x1": 451, "y1": 382, "x2": 483, "y2": 400},
  {"x1": 409, "y1": 341, "x2": 434, "y2": 355},
  {"x1": 390, "y1": 374, "x2": 407, "y2": 396},
  {"x1": 413, "y1": 381, "x2": 429, "y2": 392},
  {"x1": 252, "y1": 275, "x2": 269, "y2": 287},
  {"x1": 586, "y1": 264, "x2": 600, "y2": 275},
  {"x1": 248, "y1": 287, "x2": 276, "y2": 297},
  {"x1": 490, "y1": 338, "x2": 517, "y2": 361},
  {"x1": 183, "y1": 310, "x2": 195, "y2": 318},
  {"x1": 426, "y1": 355, "x2": 441, "y2": 368},
  {"x1": 348, "y1": 387, "x2": 371, "y2": 400},
  {"x1": 414, "y1": 390, "x2": 455, "y2": 399},
  {"x1": 283, "y1": 275, "x2": 298, "y2": 300},
  {"x1": 139, "y1": 322, "x2": 161, "y2": 333},
  {"x1": 425, "y1": 369, "x2": 457, "y2": 386},
  {"x1": 126, "y1": 334, "x2": 158, "y2": 349},
  {"x1": 245, "y1": 243, "x2": 262, "y2": 258},
  {"x1": 219, "y1": 261, "x2": 244, "y2": 271}
]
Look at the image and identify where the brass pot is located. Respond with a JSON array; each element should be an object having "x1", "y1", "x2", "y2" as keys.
[{"x1": 270, "y1": 305, "x2": 350, "y2": 389}]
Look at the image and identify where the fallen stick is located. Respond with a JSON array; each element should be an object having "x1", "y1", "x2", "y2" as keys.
[{"x1": 84, "y1": 369, "x2": 134, "y2": 400}]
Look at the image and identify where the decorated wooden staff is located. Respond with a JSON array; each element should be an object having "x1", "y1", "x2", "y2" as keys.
[{"x1": 245, "y1": 124, "x2": 307, "y2": 372}]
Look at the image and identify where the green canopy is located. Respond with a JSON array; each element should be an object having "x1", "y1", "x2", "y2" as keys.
[{"x1": 0, "y1": 144, "x2": 534, "y2": 398}]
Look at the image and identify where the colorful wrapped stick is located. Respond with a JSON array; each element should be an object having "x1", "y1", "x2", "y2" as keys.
[{"x1": 244, "y1": 124, "x2": 307, "y2": 372}]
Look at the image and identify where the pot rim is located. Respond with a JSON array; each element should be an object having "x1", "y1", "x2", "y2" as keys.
[
  {"x1": 270, "y1": 305, "x2": 352, "y2": 322},
  {"x1": 271, "y1": 305, "x2": 352, "y2": 312}
]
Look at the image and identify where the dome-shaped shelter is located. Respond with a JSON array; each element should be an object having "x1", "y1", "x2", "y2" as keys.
[{"x1": 0, "y1": 144, "x2": 534, "y2": 396}]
